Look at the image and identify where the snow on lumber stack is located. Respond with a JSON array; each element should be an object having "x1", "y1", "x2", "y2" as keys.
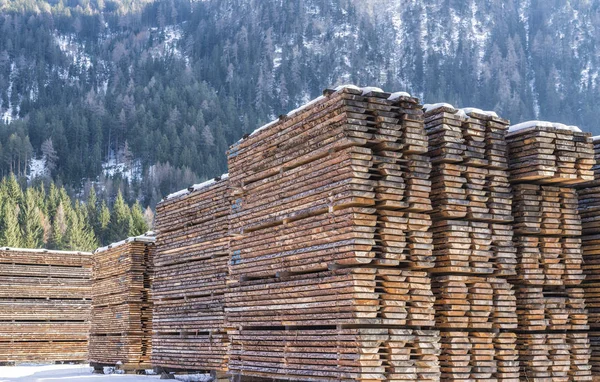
[
  {"x1": 506, "y1": 121, "x2": 594, "y2": 184},
  {"x1": 0, "y1": 247, "x2": 92, "y2": 362},
  {"x1": 89, "y1": 234, "x2": 155, "y2": 369},
  {"x1": 152, "y1": 176, "x2": 230, "y2": 372}
]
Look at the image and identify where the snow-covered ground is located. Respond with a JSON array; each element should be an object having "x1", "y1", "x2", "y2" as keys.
[
  {"x1": 0, "y1": 364, "x2": 210, "y2": 382},
  {"x1": 0, "y1": 364, "x2": 157, "y2": 382}
]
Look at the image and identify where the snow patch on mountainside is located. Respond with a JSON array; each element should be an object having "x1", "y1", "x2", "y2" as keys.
[
  {"x1": 28, "y1": 158, "x2": 48, "y2": 181},
  {"x1": 102, "y1": 156, "x2": 142, "y2": 183},
  {"x1": 1, "y1": 63, "x2": 18, "y2": 124},
  {"x1": 54, "y1": 34, "x2": 93, "y2": 71},
  {"x1": 149, "y1": 25, "x2": 188, "y2": 64}
]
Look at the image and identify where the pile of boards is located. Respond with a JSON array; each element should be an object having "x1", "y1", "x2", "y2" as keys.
[
  {"x1": 0, "y1": 248, "x2": 91, "y2": 362},
  {"x1": 577, "y1": 135, "x2": 600, "y2": 374},
  {"x1": 226, "y1": 86, "x2": 440, "y2": 381},
  {"x1": 149, "y1": 88, "x2": 599, "y2": 381},
  {"x1": 89, "y1": 235, "x2": 155, "y2": 370},
  {"x1": 152, "y1": 176, "x2": 230, "y2": 373},
  {"x1": 507, "y1": 122, "x2": 594, "y2": 381},
  {"x1": 423, "y1": 103, "x2": 520, "y2": 381}
]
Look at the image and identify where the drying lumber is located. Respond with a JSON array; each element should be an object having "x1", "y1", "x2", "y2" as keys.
[
  {"x1": 512, "y1": 184, "x2": 581, "y2": 236},
  {"x1": 578, "y1": 136, "x2": 600, "y2": 374},
  {"x1": 515, "y1": 285, "x2": 588, "y2": 331},
  {"x1": 438, "y1": 331, "x2": 519, "y2": 381},
  {"x1": 430, "y1": 220, "x2": 516, "y2": 276},
  {"x1": 226, "y1": 267, "x2": 435, "y2": 327},
  {"x1": 432, "y1": 275, "x2": 517, "y2": 330},
  {"x1": 429, "y1": 163, "x2": 512, "y2": 223},
  {"x1": 229, "y1": 328, "x2": 441, "y2": 382},
  {"x1": 506, "y1": 122, "x2": 594, "y2": 185},
  {"x1": 152, "y1": 176, "x2": 230, "y2": 372},
  {"x1": 423, "y1": 104, "x2": 510, "y2": 169},
  {"x1": 578, "y1": 186, "x2": 600, "y2": 235},
  {"x1": 517, "y1": 332, "x2": 592, "y2": 381},
  {"x1": 89, "y1": 235, "x2": 154, "y2": 368},
  {"x1": 228, "y1": 87, "x2": 425, "y2": 194},
  {"x1": 228, "y1": 86, "x2": 433, "y2": 277},
  {"x1": 0, "y1": 247, "x2": 92, "y2": 363},
  {"x1": 423, "y1": 105, "x2": 512, "y2": 223},
  {"x1": 151, "y1": 331, "x2": 229, "y2": 371},
  {"x1": 513, "y1": 235, "x2": 584, "y2": 286},
  {"x1": 229, "y1": 208, "x2": 434, "y2": 279}
]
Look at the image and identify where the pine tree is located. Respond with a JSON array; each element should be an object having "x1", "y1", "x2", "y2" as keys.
[
  {"x1": 20, "y1": 188, "x2": 44, "y2": 248},
  {"x1": 0, "y1": 201, "x2": 22, "y2": 247},
  {"x1": 109, "y1": 190, "x2": 132, "y2": 242},
  {"x1": 130, "y1": 201, "x2": 148, "y2": 236},
  {"x1": 50, "y1": 202, "x2": 67, "y2": 249},
  {"x1": 64, "y1": 205, "x2": 97, "y2": 251},
  {"x1": 98, "y1": 200, "x2": 111, "y2": 245}
]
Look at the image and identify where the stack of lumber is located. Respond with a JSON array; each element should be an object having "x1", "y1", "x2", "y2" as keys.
[
  {"x1": 229, "y1": 328, "x2": 441, "y2": 381},
  {"x1": 227, "y1": 267, "x2": 435, "y2": 327},
  {"x1": 430, "y1": 220, "x2": 516, "y2": 276},
  {"x1": 432, "y1": 276, "x2": 517, "y2": 330},
  {"x1": 439, "y1": 331, "x2": 519, "y2": 381},
  {"x1": 507, "y1": 122, "x2": 593, "y2": 381},
  {"x1": 517, "y1": 332, "x2": 591, "y2": 381},
  {"x1": 89, "y1": 235, "x2": 154, "y2": 368},
  {"x1": 514, "y1": 285, "x2": 588, "y2": 331},
  {"x1": 506, "y1": 121, "x2": 595, "y2": 184},
  {"x1": 226, "y1": 86, "x2": 441, "y2": 381},
  {"x1": 152, "y1": 175, "x2": 230, "y2": 372},
  {"x1": 228, "y1": 86, "x2": 432, "y2": 273},
  {"x1": 423, "y1": 104, "x2": 516, "y2": 276},
  {"x1": 0, "y1": 247, "x2": 91, "y2": 362},
  {"x1": 423, "y1": 104, "x2": 519, "y2": 381},
  {"x1": 577, "y1": 135, "x2": 600, "y2": 373}
]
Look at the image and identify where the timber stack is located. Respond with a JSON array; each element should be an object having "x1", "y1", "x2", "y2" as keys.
[
  {"x1": 0, "y1": 248, "x2": 91, "y2": 363},
  {"x1": 152, "y1": 175, "x2": 230, "y2": 377},
  {"x1": 423, "y1": 103, "x2": 519, "y2": 381},
  {"x1": 576, "y1": 135, "x2": 600, "y2": 373},
  {"x1": 506, "y1": 121, "x2": 594, "y2": 381},
  {"x1": 89, "y1": 234, "x2": 155, "y2": 373},
  {"x1": 226, "y1": 86, "x2": 441, "y2": 381}
]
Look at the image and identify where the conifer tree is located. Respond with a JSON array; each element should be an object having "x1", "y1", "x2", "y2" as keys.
[
  {"x1": 20, "y1": 189, "x2": 44, "y2": 248},
  {"x1": 98, "y1": 200, "x2": 111, "y2": 244},
  {"x1": 110, "y1": 190, "x2": 132, "y2": 242},
  {"x1": 130, "y1": 201, "x2": 148, "y2": 236},
  {"x1": 50, "y1": 203, "x2": 67, "y2": 249},
  {"x1": 0, "y1": 201, "x2": 22, "y2": 247},
  {"x1": 64, "y1": 205, "x2": 97, "y2": 251}
]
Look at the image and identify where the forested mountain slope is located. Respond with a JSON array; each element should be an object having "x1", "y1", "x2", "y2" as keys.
[{"x1": 0, "y1": 0, "x2": 598, "y2": 206}]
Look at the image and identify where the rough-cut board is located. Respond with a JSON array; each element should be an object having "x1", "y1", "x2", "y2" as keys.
[
  {"x1": 152, "y1": 177, "x2": 230, "y2": 372},
  {"x1": 0, "y1": 247, "x2": 92, "y2": 362},
  {"x1": 89, "y1": 236, "x2": 154, "y2": 368}
]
